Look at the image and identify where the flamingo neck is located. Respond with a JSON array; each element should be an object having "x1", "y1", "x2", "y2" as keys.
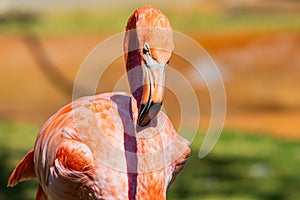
[
  {"x1": 124, "y1": 14, "x2": 144, "y2": 110},
  {"x1": 125, "y1": 48, "x2": 143, "y2": 110}
]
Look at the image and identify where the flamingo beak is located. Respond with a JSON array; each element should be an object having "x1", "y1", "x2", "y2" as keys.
[{"x1": 138, "y1": 43, "x2": 168, "y2": 126}]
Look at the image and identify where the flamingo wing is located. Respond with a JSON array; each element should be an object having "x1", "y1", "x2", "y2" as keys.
[
  {"x1": 168, "y1": 147, "x2": 190, "y2": 189},
  {"x1": 7, "y1": 149, "x2": 47, "y2": 200},
  {"x1": 7, "y1": 149, "x2": 36, "y2": 187}
]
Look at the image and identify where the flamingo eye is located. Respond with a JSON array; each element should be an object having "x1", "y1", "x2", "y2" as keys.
[
  {"x1": 143, "y1": 43, "x2": 151, "y2": 54},
  {"x1": 143, "y1": 43, "x2": 156, "y2": 68},
  {"x1": 143, "y1": 42, "x2": 167, "y2": 70}
]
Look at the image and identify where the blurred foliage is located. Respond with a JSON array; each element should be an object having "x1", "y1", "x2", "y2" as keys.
[
  {"x1": 0, "y1": 120, "x2": 38, "y2": 200},
  {"x1": 168, "y1": 131, "x2": 300, "y2": 200},
  {"x1": 0, "y1": 8, "x2": 300, "y2": 35},
  {"x1": 1, "y1": 120, "x2": 300, "y2": 199}
]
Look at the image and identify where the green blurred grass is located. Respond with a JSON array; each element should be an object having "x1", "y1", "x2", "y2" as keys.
[
  {"x1": 169, "y1": 131, "x2": 300, "y2": 200},
  {"x1": 1, "y1": 120, "x2": 300, "y2": 199},
  {"x1": 1, "y1": 9, "x2": 300, "y2": 35},
  {"x1": 37, "y1": 11, "x2": 300, "y2": 34},
  {"x1": 0, "y1": 120, "x2": 39, "y2": 200}
]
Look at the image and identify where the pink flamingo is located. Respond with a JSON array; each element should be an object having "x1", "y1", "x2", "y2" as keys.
[{"x1": 8, "y1": 5, "x2": 190, "y2": 200}]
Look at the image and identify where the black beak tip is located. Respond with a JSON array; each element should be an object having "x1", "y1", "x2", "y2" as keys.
[{"x1": 137, "y1": 102, "x2": 162, "y2": 127}]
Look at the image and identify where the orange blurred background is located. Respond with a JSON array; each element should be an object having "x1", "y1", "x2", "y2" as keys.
[{"x1": 0, "y1": 0, "x2": 300, "y2": 139}]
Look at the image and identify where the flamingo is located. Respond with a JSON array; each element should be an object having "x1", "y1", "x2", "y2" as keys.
[{"x1": 7, "y1": 5, "x2": 190, "y2": 200}]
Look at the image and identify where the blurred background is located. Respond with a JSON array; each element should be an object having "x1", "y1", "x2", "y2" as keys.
[{"x1": 1, "y1": 0, "x2": 300, "y2": 199}]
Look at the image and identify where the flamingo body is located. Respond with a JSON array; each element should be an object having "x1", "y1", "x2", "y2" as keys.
[
  {"x1": 8, "y1": 92, "x2": 190, "y2": 199},
  {"x1": 8, "y1": 5, "x2": 191, "y2": 200}
]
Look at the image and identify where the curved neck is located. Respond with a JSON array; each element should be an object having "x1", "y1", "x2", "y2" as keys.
[
  {"x1": 124, "y1": 28, "x2": 143, "y2": 110},
  {"x1": 126, "y1": 49, "x2": 143, "y2": 109}
]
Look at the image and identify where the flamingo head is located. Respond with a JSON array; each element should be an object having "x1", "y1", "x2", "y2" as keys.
[{"x1": 124, "y1": 5, "x2": 174, "y2": 126}]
